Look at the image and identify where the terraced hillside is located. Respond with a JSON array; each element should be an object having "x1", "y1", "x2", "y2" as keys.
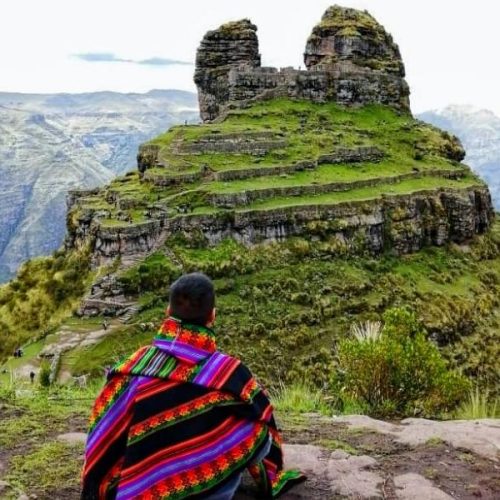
[
  {"x1": 1, "y1": 6, "x2": 498, "y2": 406},
  {"x1": 67, "y1": 99, "x2": 491, "y2": 267}
]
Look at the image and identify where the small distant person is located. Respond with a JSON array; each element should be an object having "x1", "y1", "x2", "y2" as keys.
[
  {"x1": 82, "y1": 273, "x2": 305, "y2": 499},
  {"x1": 29, "y1": 371, "x2": 35, "y2": 384}
]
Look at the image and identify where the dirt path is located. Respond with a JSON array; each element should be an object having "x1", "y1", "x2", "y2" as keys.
[{"x1": 0, "y1": 319, "x2": 121, "y2": 386}]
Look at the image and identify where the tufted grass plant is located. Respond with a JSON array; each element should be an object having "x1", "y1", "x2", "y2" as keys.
[
  {"x1": 455, "y1": 387, "x2": 499, "y2": 419},
  {"x1": 270, "y1": 381, "x2": 330, "y2": 415}
]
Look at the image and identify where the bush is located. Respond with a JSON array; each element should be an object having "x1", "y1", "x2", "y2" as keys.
[
  {"x1": 119, "y1": 253, "x2": 180, "y2": 294},
  {"x1": 270, "y1": 381, "x2": 330, "y2": 415},
  {"x1": 332, "y1": 308, "x2": 470, "y2": 417},
  {"x1": 39, "y1": 361, "x2": 52, "y2": 388}
]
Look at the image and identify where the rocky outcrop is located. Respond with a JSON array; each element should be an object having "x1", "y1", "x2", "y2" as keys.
[
  {"x1": 194, "y1": 19, "x2": 261, "y2": 121},
  {"x1": 85, "y1": 185, "x2": 493, "y2": 267},
  {"x1": 235, "y1": 415, "x2": 500, "y2": 499},
  {"x1": 304, "y1": 7, "x2": 404, "y2": 72},
  {"x1": 194, "y1": 6, "x2": 410, "y2": 122},
  {"x1": 137, "y1": 144, "x2": 161, "y2": 173}
]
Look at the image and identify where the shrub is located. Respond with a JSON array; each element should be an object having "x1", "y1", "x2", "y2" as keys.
[
  {"x1": 332, "y1": 308, "x2": 470, "y2": 417},
  {"x1": 39, "y1": 361, "x2": 52, "y2": 388},
  {"x1": 119, "y1": 253, "x2": 180, "y2": 294}
]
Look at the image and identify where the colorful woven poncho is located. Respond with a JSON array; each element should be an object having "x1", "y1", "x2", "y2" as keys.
[{"x1": 81, "y1": 317, "x2": 305, "y2": 499}]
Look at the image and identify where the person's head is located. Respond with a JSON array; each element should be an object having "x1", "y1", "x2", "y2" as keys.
[{"x1": 168, "y1": 273, "x2": 215, "y2": 326}]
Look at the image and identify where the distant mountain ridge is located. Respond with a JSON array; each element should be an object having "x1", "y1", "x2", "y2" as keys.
[
  {"x1": 0, "y1": 89, "x2": 198, "y2": 282},
  {"x1": 418, "y1": 105, "x2": 500, "y2": 210}
]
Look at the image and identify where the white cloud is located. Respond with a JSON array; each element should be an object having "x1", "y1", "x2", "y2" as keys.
[{"x1": 1, "y1": 0, "x2": 499, "y2": 114}]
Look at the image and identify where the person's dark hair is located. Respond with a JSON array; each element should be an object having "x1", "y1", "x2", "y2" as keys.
[{"x1": 169, "y1": 273, "x2": 215, "y2": 325}]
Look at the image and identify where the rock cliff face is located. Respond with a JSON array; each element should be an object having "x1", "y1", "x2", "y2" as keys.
[
  {"x1": 69, "y1": 186, "x2": 492, "y2": 268},
  {"x1": 195, "y1": 6, "x2": 410, "y2": 122},
  {"x1": 194, "y1": 20, "x2": 261, "y2": 121}
]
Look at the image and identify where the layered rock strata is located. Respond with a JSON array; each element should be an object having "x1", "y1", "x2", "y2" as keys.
[
  {"x1": 68, "y1": 186, "x2": 493, "y2": 267},
  {"x1": 194, "y1": 19, "x2": 261, "y2": 121}
]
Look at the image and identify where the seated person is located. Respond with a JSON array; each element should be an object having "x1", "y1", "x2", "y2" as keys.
[{"x1": 82, "y1": 272, "x2": 305, "y2": 499}]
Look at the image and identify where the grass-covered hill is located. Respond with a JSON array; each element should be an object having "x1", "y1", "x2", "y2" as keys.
[
  {"x1": 0, "y1": 96, "x2": 498, "y2": 415},
  {"x1": 70, "y1": 99, "x2": 478, "y2": 230}
]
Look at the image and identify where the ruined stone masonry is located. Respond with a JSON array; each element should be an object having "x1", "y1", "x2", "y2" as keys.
[
  {"x1": 66, "y1": 5, "x2": 495, "y2": 274},
  {"x1": 195, "y1": 6, "x2": 410, "y2": 121}
]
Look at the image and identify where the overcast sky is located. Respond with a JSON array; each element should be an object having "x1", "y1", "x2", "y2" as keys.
[{"x1": 1, "y1": 0, "x2": 499, "y2": 114}]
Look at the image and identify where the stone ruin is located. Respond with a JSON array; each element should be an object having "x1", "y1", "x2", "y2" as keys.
[{"x1": 195, "y1": 6, "x2": 411, "y2": 122}]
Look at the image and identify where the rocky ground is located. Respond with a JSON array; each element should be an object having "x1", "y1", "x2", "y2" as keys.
[
  {"x1": 251, "y1": 414, "x2": 500, "y2": 499},
  {"x1": 0, "y1": 395, "x2": 498, "y2": 500}
]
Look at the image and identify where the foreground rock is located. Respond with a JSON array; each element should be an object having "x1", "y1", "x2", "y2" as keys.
[
  {"x1": 235, "y1": 414, "x2": 500, "y2": 499},
  {"x1": 335, "y1": 414, "x2": 500, "y2": 461}
]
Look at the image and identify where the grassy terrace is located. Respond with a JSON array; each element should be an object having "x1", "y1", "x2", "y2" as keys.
[
  {"x1": 147, "y1": 99, "x2": 460, "y2": 175},
  {"x1": 208, "y1": 162, "x2": 463, "y2": 194},
  {"x1": 239, "y1": 175, "x2": 480, "y2": 211},
  {"x1": 69, "y1": 98, "x2": 481, "y2": 228}
]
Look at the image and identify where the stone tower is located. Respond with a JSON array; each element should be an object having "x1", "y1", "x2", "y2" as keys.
[
  {"x1": 194, "y1": 19, "x2": 261, "y2": 122},
  {"x1": 304, "y1": 6, "x2": 409, "y2": 109},
  {"x1": 194, "y1": 6, "x2": 410, "y2": 122}
]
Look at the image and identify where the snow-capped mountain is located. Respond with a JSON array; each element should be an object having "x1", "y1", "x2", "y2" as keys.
[
  {"x1": 418, "y1": 105, "x2": 500, "y2": 210},
  {"x1": 0, "y1": 90, "x2": 198, "y2": 282}
]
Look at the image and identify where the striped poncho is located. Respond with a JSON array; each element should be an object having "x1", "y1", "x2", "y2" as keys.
[{"x1": 81, "y1": 317, "x2": 305, "y2": 499}]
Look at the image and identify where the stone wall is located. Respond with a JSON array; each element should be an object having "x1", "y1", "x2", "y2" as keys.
[
  {"x1": 85, "y1": 186, "x2": 493, "y2": 266},
  {"x1": 208, "y1": 169, "x2": 469, "y2": 209},
  {"x1": 195, "y1": 6, "x2": 410, "y2": 122},
  {"x1": 175, "y1": 131, "x2": 287, "y2": 155}
]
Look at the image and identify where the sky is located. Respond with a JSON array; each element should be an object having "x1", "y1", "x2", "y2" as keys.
[{"x1": 1, "y1": 0, "x2": 499, "y2": 114}]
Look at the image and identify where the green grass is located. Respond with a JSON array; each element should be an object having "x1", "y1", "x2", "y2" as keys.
[
  {"x1": 455, "y1": 387, "x2": 499, "y2": 419},
  {"x1": 313, "y1": 439, "x2": 359, "y2": 454},
  {"x1": 208, "y1": 161, "x2": 460, "y2": 194},
  {"x1": 239, "y1": 175, "x2": 479, "y2": 211},
  {"x1": 6, "y1": 441, "x2": 83, "y2": 494},
  {"x1": 0, "y1": 384, "x2": 99, "y2": 497},
  {"x1": 147, "y1": 100, "x2": 461, "y2": 183},
  {"x1": 270, "y1": 381, "x2": 331, "y2": 415}
]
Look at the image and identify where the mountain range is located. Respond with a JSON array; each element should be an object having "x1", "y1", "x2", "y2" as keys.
[
  {"x1": 0, "y1": 89, "x2": 198, "y2": 281},
  {"x1": 418, "y1": 105, "x2": 500, "y2": 210}
]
